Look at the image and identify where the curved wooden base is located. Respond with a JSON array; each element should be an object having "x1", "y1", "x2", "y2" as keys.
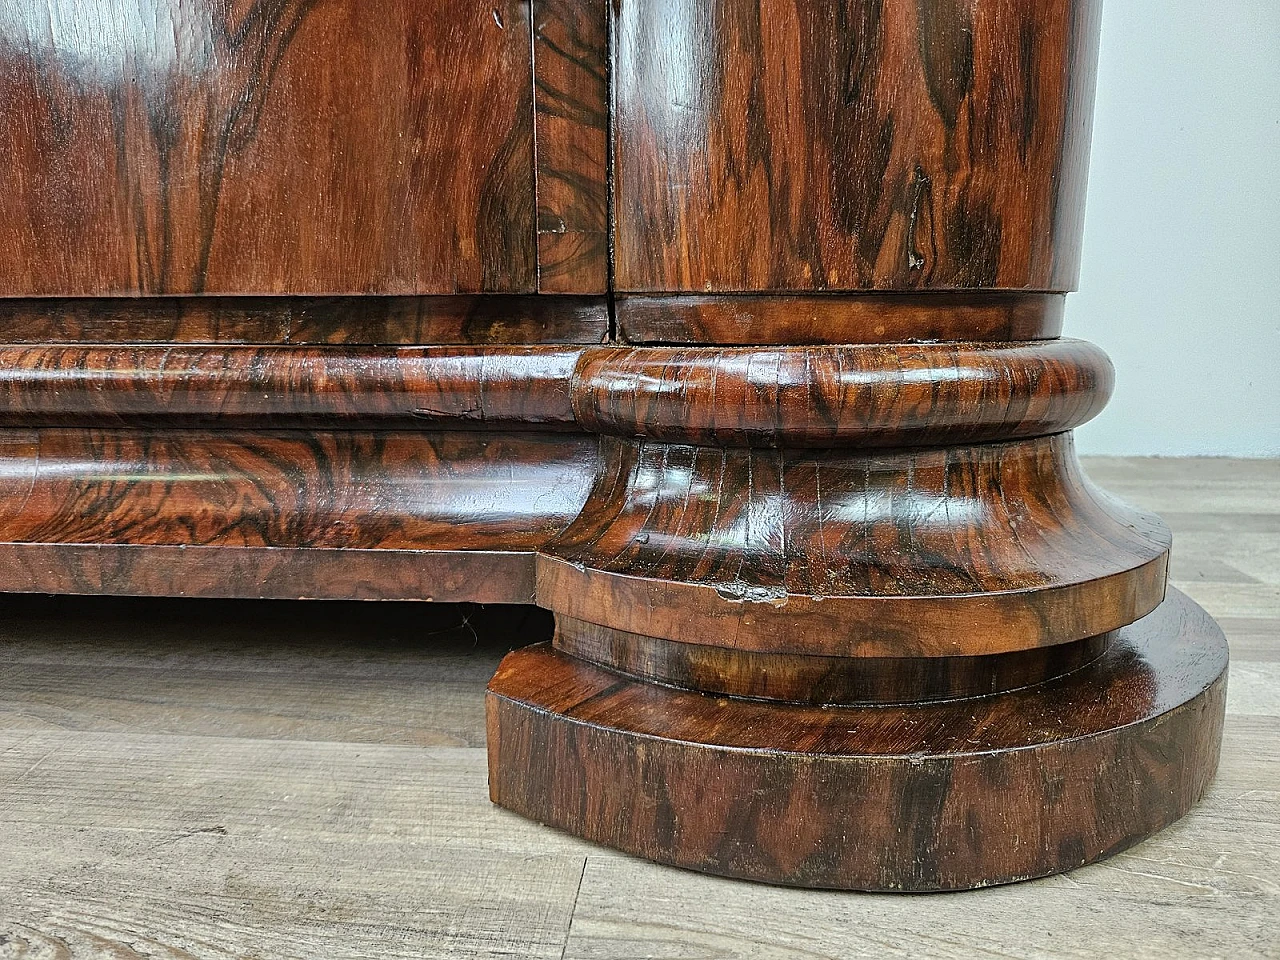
[
  {"x1": 486, "y1": 588, "x2": 1227, "y2": 892},
  {"x1": 539, "y1": 434, "x2": 1170, "y2": 657}
]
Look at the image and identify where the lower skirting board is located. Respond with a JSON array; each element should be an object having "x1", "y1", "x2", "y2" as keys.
[
  {"x1": 0, "y1": 428, "x2": 598, "y2": 603},
  {"x1": 0, "y1": 543, "x2": 537, "y2": 603}
]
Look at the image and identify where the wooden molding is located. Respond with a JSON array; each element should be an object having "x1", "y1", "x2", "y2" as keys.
[
  {"x1": 537, "y1": 434, "x2": 1169, "y2": 658},
  {"x1": 0, "y1": 428, "x2": 598, "y2": 602},
  {"x1": 0, "y1": 296, "x2": 609, "y2": 346},
  {"x1": 0, "y1": 344, "x2": 585, "y2": 428},
  {"x1": 553, "y1": 615, "x2": 1117, "y2": 705},
  {"x1": 617, "y1": 292, "x2": 1064, "y2": 345},
  {"x1": 572, "y1": 339, "x2": 1112, "y2": 447}
]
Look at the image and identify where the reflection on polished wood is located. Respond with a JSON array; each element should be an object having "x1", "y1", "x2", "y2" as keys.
[
  {"x1": 538, "y1": 434, "x2": 1169, "y2": 658},
  {"x1": 613, "y1": 0, "x2": 1101, "y2": 293},
  {"x1": 0, "y1": 0, "x2": 536, "y2": 294},
  {"x1": 616, "y1": 292, "x2": 1065, "y2": 345},
  {"x1": 0, "y1": 429, "x2": 596, "y2": 550},
  {"x1": 0, "y1": 428, "x2": 597, "y2": 602},
  {"x1": 572, "y1": 340, "x2": 1112, "y2": 447},
  {"x1": 0, "y1": 345, "x2": 584, "y2": 428},
  {"x1": 489, "y1": 589, "x2": 1227, "y2": 892}
]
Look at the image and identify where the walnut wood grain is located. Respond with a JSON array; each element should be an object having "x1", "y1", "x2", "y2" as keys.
[
  {"x1": 0, "y1": 345, "x2": 583, "y2": 428},
  {"x1": 488, "y1": 588, "x2": 1228, "y2": 891},
  {"x1": 534, "y1": 0, "x2": 610, "y2": 293},
  {"x1": 617, "y1": 293, "x2": 1064, "y2": 345},
  {"x1": 0, "y1": 337, "x2": 1110, "y2": 438},
  {"x1": 0, "y1": 296, "x2": 608, "y2": 345},
  {"x1": 0, "y1": 429, "x2": 596, "y2": 601},
  {"x1": 572, "y1": 340, "x2": 1111, "y2": 448},
  {"x1": 538, "y1": 434, "x2": 1170, "y2": 658},
  {"x1": 0, "y1": 0, "x2": 536, "y2": 295},
  {"x1": 613, "y1": 0, "x2": 1101, "y2": 293},
  {"x1": 553, "y1": 615, "x2": 1115, "y2": 705}
]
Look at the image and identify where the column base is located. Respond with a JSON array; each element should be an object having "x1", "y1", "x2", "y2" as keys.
[{"x1": 486, "y1": 588, "x2": 1227, "y2": 892}]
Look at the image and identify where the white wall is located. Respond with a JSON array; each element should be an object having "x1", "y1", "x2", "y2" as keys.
[{"x1": 1068, "y1": 0, "x2": 1280, "y2": 456}]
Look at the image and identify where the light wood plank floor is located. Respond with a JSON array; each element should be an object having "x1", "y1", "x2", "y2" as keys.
[{"x1": 1, "y1": 458, "x2": 1277, "y2": 959}]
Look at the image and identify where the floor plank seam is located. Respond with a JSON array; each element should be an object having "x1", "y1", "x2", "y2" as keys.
[{"x1": 560, "y1": 858, "x2": 588, "y2": 960}]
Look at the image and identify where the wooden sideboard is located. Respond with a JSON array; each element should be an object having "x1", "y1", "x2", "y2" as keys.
[{"x1": 0, "y1": 0, "x2": 1226, "y2": 892}]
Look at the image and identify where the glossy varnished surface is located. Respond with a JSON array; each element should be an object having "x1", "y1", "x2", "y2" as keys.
[
  {"x1": 0, "y1": 345, "x2": 583, "y2": 428},
  {"x1": 613, "y1": 0, "x2": 1101, "y2": 293},
  {"x1": 488, "y1": 589, "x2": 1228, "y2": 891},
  {"x1": 539, "y1": 434, "x2": 1170, "y2": 657},
  {"x1": 534, "y1": 0, "x2": 610, "y2": 293},
  {"x1": 0, "y1": 337, "x2": 1110, "y2": 437},
  {"x1": 0, "y1": 429, "x2": 597, "y2": 601},
  {"x1": 0, "y1": 0, "x2": 536, "y2": 294},
  {"x1": 617, "y1": 292, "x2": 1063, "y2": 344},
  {"x1": 0, "y1": 296, "x2": 609, "y2": 345},
  {"x1": 0, "y1": 430, "x2": 595, "y2": 549},
  {"x1": 574, "y1": 340, "x2": 1112, "y2": 448},
  {"x1": 554, "y1": 615, "x2": 1115, "y2": 705}
]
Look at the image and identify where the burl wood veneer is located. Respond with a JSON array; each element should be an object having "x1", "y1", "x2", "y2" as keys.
[
  {"x1": 0, "y1": 0, "x2": 1225, "y2": 891},
  {"x1": 612, "y1": 0, "x2": 1099, "y2": 294},
  {"x1": 491, "y1": 589, "x2": 1226, "y2": 891}
]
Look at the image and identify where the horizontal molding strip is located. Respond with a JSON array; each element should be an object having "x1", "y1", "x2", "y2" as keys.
[
  {"x1": 0, "y1": 340, "x2": 1109, "y2": 445},
  {"x1": 0, "y1": 295, "x2": 609, "y2": 345},
  {"x1": 616, "y1": 292, "x2": 1063, "y2": 345},
  {"x1": 0, "y1": 345, "x2": 584, "y2": 428},
  {"x1": 574, "y1": 340, "x2": 1112, "y2": 448},
  {"x1": 0, "y1": 428, "x2": 598, "y2": 602}
]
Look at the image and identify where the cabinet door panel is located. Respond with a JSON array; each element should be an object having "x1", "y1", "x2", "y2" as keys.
[
  {"x1": 613, "y1": 0, "x2": 1100, "y2": 294},
  {"x1": 0, "y1": 0, "x2": 535, "y2": 295}
]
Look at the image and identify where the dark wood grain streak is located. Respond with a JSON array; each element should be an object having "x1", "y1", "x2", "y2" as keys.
[
  {"x1": 612, "y1": 0, "x2": 1101, "y2": 293},
  {"x1": 534, "y1": 0, "x2": 610, "y2": 293},
  {"x1": 617, "y1": 293, "x2": 1063, "y2": 344},
  {"x1": 553, "y1": 615, "x2": 1115, "y2": 705},
  {"x1": 0, "y1": 0, "x2": 536, "y2": 294},
  {"x1": 0, "y1": 345, "x2": 582, "y2": 428},
  {"x1": 573, "y1": 340, "x2": 1111, "y2": 448},
  {"x1": 0, "y1": 429, "x2": 597, "y2": 601},
  {"x1": 0, "y1": 296, "x2": 608, "y2": 346},
  {"x1": 538, "y1": 434, "x2": 1170, "y2": 658},
  {"x1": 488, "y1": 588, "x2": 1228, "y2": 891}
]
